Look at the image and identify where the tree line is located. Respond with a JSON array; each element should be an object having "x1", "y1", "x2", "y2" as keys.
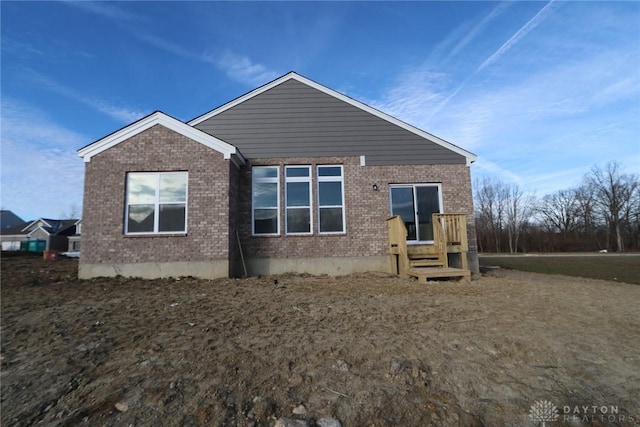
[{"x1": 474, "y1": 161, "x2": 640, "y2": 253}]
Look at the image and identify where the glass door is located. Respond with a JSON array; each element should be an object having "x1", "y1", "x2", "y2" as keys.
[{"x1": 390, "y1": 184, "x2": 441, "y2": 243}]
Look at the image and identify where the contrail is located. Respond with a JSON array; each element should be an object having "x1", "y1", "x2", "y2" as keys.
[
  {"x1": 478, "y1": 0, "x2": 556, "y2": 72},
  {"x1": 427, "y1": 1, "x2": 556, "y2": 121}
]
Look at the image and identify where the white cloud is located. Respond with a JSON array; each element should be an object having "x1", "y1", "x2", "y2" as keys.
[
  {"x1": 64, "y1": 0, "x2": 280, "y2": 88},
  {"x1": 134, "y1": 31, "x2": 280, "y2": 87},
  {"x1": 0, "y1": 99, "x2": 85, "y2": 220},
  {"x1": 137, "y1": 32, "x2": 198, "y2": 61},
  {"x1": 26, "y1": 69, "x2": 146, "y2": 123},
  {"x1": 369, "y1": 21, "x2": 639, "y2": 196},
  {"x1": 61, "y1": 1, "x2": 138, "y2": 21},
  {"x1": 368, "y1": 70, "x2": 449, "y2": 129},
  {"x1": 211, "y1": 51, "x2": 280, "y2": 86}
]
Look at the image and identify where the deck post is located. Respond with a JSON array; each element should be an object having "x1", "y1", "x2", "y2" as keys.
[{"x1": 386, "y1": 216, "x2": 410, "y2": 278}]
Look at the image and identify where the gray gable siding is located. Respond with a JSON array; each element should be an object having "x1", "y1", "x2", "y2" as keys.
[{"x1": 194, "y1": 79, "x2": 466, "y2": 166}]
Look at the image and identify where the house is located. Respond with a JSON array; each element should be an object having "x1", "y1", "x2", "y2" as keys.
[
  {"x1": 1, "y1": 210, "x2": 27, "y2": 250},
  {"x1": 21, "y1": 219, "x2": 81, "y2": 252},
  {"x1": 77, "y1": 72, "x2": 478, "y2": 280},
  {"x1": 66, "y1": 220, "x2": 82, "y2": 254},
  {"x1": 1, "y1": 218, "x2": 81, "y2": 252}
]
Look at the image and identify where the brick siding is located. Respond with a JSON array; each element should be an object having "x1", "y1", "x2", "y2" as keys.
[
  {"x1": 81, "y1": 127, "x2": 477, "y2": 273},
  {"x1": 235, "y1": 156, "x2": 477, "y2": 261},
  {"x1": 80, "y1": 125, "x2": 232, "y2": 266}
]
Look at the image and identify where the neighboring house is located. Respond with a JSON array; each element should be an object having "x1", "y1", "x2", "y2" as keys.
[
  {"x1": 1, "y1": 223, "x2": 30, "y2": 251},
  {"x1": 67, "y1": 220, "x2": 82, "y2": 253},
  {"x1": 78, "y1": 72, "x2": 478, "y2": 280},
  {"x1": 1, "y1": 214, "x2": 81, "y2": 252},
  {"x1": 22, "y1": 219, "x2": 80, "y2": 252},
  {"x1": 1, "y1": 210, "x2": 25, "y2": 230}
]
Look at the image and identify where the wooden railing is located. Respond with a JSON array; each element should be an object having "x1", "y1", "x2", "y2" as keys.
[
  {"x1": 387, "y1": 213, "x2": 469, "y2": 276},
  {"x1": 386, "y1": 216, "x2": 410, "y2": 278},
  {"x1": 433, "y1": 214, "x2": 468, "y2": 249},
  {"x1": 433, "y1": 213, "x2": 468, "y2": 270}
]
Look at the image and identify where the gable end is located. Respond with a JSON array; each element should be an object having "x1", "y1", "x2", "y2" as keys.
[
  {"x1": 189, "y1": 72, "x2": 476, "y2": 166},
  {"x1": 78, "y1": 111, "x2": 245, "y2": 165}
]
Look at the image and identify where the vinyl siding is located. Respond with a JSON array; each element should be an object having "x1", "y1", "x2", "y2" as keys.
[{"x1": 194, "y1": 79, "x2": 466, "y2": 166}]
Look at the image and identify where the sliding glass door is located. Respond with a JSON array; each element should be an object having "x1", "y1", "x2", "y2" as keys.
[{"x1": 390, "y1": 184, "x2": 442, "y2": 243}]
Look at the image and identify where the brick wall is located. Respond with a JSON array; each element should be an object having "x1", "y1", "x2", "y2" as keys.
[
  {"x1": 236, "y1": 156, "x2": 477, "y2": 261},
  {"x1": 81, "y1": 131, "x2": 478, "y2": 273},
  {"x1": 80, "y1": 125, "x2": 232, "y2": 266}
]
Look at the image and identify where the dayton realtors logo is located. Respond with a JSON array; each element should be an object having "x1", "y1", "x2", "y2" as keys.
[
  {"x1": 562, "y1": 404, "x2": 635, "y2": 424},
  {"x1": 529, "y1": 400, "x2": 636, "y2": 425},
  {"x1": 529, "y1": 400, "x2": 559, "y2": 426}
]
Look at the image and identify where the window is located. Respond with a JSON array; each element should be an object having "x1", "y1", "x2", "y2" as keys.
[
  {"x1": 285, "y1": 166, "x2": 312, "y2": 234},
  {"x1": 252, "y1": 166, "x2": 279, "y2": 235},
  {"x1": 389, "y1": 184, "x2": 442, "y2": 243},
  {"x1": 317, "y1": 165, "x2": 345, "y2": 233},
  {"x1": 126, "y1": 172, "x2": 188, "y2": 234}
]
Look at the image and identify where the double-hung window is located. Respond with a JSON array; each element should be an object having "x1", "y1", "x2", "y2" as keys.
[
  {"x1": 285, "y1": 166, "x2": 312, "y2": 234},
  {"x1": 317, "y1": 165, "x2": 345, "y2": 233},
  {"x1": 126, "y1": 172, "x2": 188, "y2": 234},
  {"x1": 252, "y1": 166, "x2": 279, "y2": 235}
]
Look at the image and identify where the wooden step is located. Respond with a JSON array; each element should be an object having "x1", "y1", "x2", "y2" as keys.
[
  {"x1": 409, "y1": 259, "x2": 445, "y2": 267},
  {"x1": 408, "y1": 267, "x2": 471, "y2": 283}
]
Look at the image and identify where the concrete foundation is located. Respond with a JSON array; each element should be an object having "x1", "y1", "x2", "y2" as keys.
[
  {"x1": 242, "y1": 255, "x2": 390, "y2": 277},
  {"x1": 78, "y1": 260, "x2": 229, "y2": 280}
]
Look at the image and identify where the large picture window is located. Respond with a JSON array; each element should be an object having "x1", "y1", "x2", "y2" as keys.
[
  {"x1": 252, "y1": 166, "x2": 279, "y2": 235},
  {"x1": 285, "y1": 166, "x2": 312, "y2": 234},
  {"x1": 317, "y1": 165, "x2": 345, "y2": 233},
  {"x1": 126, "y1": 172, "x2": 188, "y2": 234}
]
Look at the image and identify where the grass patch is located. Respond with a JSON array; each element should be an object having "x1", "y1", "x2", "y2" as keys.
[{"x1": 479, "y1": 254, "x2": 640, "y2": 285}]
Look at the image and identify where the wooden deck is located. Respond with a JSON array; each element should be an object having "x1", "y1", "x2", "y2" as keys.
[{"x1": 387, "y1": 214, "x2": 470, "y2": 283}]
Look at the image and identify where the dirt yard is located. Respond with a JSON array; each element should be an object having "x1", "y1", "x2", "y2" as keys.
[{"x1": 1, "y1": 255, "x2": 639, "y2": 427}]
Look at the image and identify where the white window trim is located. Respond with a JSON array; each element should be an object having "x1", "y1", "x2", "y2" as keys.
[
  {"x1": 285, "y1": 166, "x2": 313, "y2": 235},
  {"x1": 125, "y1": 171, "x2": 188, "y2": 235},
  {"x1": 252, "y1": 166, "x2": 280, "y2": 236},
  {"x1": 389, "y1": 183, "x2": 443, "y2": 244},
  {"x1": 317, "y1": 165, "x2": 346, "y2": 234}
]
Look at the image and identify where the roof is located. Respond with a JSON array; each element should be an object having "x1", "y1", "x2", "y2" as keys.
[
  {"x1": 189, "y1": 72, "x2": 477, "y2": 166},
  {"x1": 0, "y1": 221, "x2": 31, "y2": 236},
  {"x1": 78, "y1": 111, "x2": 245, "y2": 165},
  {"x1": 1, "y1": 210, "x2": 25, "y2": 230},
  {"x1": 22, "y1": 218, "x2": 80, "y2": 236}
]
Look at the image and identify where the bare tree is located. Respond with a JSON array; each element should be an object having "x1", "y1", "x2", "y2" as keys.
[
  {"x1": 538, "y1": 189, "x2": 580, "y2": 234},
  {"x1": 61, "y1": 203, "x2": 81, "y2": 220},
  {"x1": 585, "y1": 162, "x2": 639, "y2": 252},
  {"x1": 474, "y1": 176, "x2": 509, "y2": 252},
  {"x1": 505, "y1": 183, "x2": 536, "y2": 253},
  {"x1": 475, "y1": 161, "x2": 639, "y2": 253}
]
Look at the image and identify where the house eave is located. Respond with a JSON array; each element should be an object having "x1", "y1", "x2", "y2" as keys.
[{"x1": 22, "y1": 218, "x2": 52, "y2": 233}]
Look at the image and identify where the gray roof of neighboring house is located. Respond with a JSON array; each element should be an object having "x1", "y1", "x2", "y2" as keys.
[
  {"x1": 0, "y1": 222, "x2": 31, "y2": 236},
  {"x1": 1, "y1": 210, "x2": 25, "y2": 230},
  {"x1": 22, "y1": 219, "x2": 80, "y2": 236}
]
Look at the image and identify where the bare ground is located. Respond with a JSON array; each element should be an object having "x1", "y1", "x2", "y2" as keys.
[{"x1": 1, "y1": 255, "x2": 639, "y2": 426}]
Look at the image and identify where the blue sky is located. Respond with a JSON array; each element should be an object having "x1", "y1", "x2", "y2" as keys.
[{"x1": 2, "y1": 1, "x2": 639, "y2": 221}]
